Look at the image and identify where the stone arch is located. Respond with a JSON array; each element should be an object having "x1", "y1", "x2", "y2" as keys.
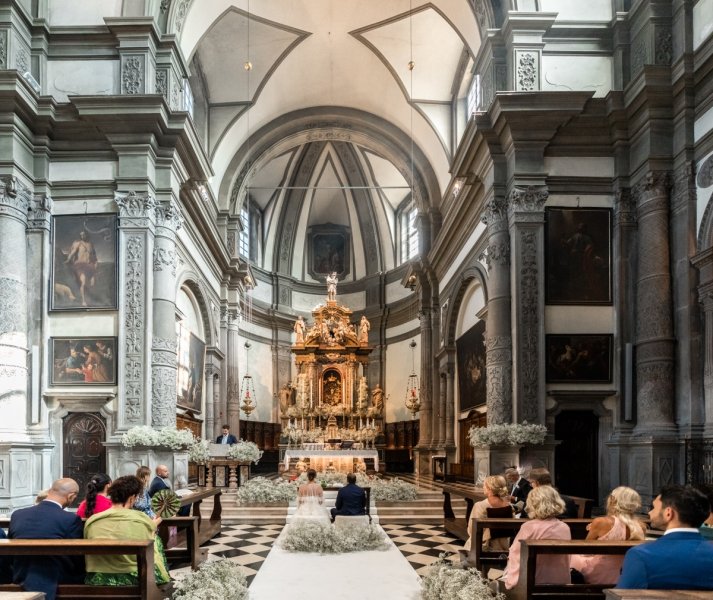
[
  {"x1": 175, "y1": 274, "x2": 214, "y2": 347},
  {"x1": 444, "y1": 263, "x2": 489, "y2": 347}
]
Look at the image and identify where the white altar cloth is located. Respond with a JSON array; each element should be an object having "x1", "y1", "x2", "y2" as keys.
[
  {"x1": 284, "y1": 449, "x2": 379, "y2": 472},
  {"x1": 249, "y1": 525, "x2": 421, "y2": 599}
]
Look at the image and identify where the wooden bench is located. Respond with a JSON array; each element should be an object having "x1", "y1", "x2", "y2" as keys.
[
  {"x1": 468, "y1": 517, "x2": 593, "y2": 574},
  {"x1": 506, "y1": 539, "x2": 644, "y2": 600},
  {"x1": 0, "y1": 538, "x2": 169, "y2": 600},
  {"x1": 442, "y1": 485, "x2": 485, "y2": 541},
  {"x1": 568, "y1": 495, "x2": 595, "y2": 519},
  {"x1": 605, "y1": 591, "x2": 713, "y2": 600}
]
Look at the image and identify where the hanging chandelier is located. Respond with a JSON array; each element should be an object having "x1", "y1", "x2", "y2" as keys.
[
  {"x1": 405, "y1": 340, "x2": 420, "y2": 418},
  {"x1": 240, "y1": 341, "x2": 256, "y2": 418}
]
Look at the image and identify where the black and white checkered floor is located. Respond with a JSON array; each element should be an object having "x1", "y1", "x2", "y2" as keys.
[{"x1": 170, "y1": 523, "x2": 465, "y2": 585}]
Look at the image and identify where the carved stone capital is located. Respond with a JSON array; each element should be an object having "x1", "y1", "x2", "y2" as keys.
[
  {"x1": 115, "y1": 191, "x2": 158, "y2": 221},
  {"x1": 614, "y1": 186, "x2": 636, "y2": 226},
  {"x1": 0, "y1": 177, "x2": 31, "y2": 222},
  {"x1": 633, "y1": 171, "x2": 671, "y2": 208},
  {"x1": 154, "y1": 199, "x2": 183, "y2": 232},
  {"x1": 508, "y1": 185, "x2": 548, "y2": 215},
  {"x1": 481, "y1": 196, "x2": 508, "y2": 227},
  {"x1": 28, "y1": 193, "x2": 52, "y2": 230}
]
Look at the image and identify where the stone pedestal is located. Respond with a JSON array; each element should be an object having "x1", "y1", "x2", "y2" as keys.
[
  {"x1": 106, "y1": 444, "x2": 189, "y2": 485},
  {"x1": 520, "y1": 439, "x2": 560, "y2": 473},
  {"x1": 473, "y1": 445, "x2": 523, "y2": 482}
]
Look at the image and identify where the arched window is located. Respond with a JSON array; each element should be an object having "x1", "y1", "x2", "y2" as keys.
[
  {"x1": 239, "y1": 203, "x2": 250, "y2": 258},
  {"x1": 398, "y1": 204, "x2": 419, "y2": 263}
]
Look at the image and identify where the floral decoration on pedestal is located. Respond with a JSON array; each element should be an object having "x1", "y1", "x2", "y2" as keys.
[
  {"x1": 468, "y1": 421, "x2": 547, "y2": 448},
  {"x1": 226, "y1": 440, "x2": 263, "y2": 464},
  {"x1": 121, "y1": 425, "x2": 195, "y2": 450}
]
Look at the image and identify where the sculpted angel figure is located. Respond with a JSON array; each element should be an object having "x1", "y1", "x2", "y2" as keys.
[{"x1": 358, "y1": 315, "x2": 370, "y2": 344}]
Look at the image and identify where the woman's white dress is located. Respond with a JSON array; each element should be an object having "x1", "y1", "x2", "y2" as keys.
[{"x1": 293, "y1": 482, "x2": 330, "y2": 524}]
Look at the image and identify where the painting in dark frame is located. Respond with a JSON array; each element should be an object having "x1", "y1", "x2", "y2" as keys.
[
  {"x1": 310, "y1": 231, "x2": 349, "y2": 277},
  {"x1": 51, "y1": 213, "x2": 118, "y2": 311},
  {"x1": 545, "y1": 334, "x2": 612, "y2": 383},
  {"x1": 545, "y1": 207, "x2": 612, "y2": 305},
  {"x1": 50, "y1": 337, "x2": 117, "y2": 385},
  {"x1": 456, "y1": 320, "x2": 487, "y2": 411},
  {"x1": 177, "y1": 326, "x2": 206, "y2": 412}
]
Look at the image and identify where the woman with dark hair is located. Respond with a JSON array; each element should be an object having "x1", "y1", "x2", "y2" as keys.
[
  {"x1": 293, "y1": 469, "x2": 329, "y2": 524},
  {"x1": 83, "y1": 475, "x2": 169, "y2": 586},
  {"x1": 132, "y1": 466, "x2": 156, "y2": 517},
  {"x1": 76, "y1": 473, "x2": 112, "y2": 519}
]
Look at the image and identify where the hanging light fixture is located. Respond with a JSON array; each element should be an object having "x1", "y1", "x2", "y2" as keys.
[
  {"x1": 405, "y1": 340, "x2": 420, "y2": 418},
  {"x1": 240, "y1": 341, "x2": 256, "y2": 418}
]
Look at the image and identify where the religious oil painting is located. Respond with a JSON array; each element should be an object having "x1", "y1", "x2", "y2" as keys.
[
  {"x1": 176, "y1": 325, "x2": 206, "y2": 412},
  {"x1": 51, "y1": 214, "x2": 117, "y2": 311},
  {"x1": 50, "y1": 337, "x2": 117, "y2": 385},
  {"x1": 456, "y1": 320, "x2": 487, "y2": 411},
  {"x1": 545, "y1": 208, "x2": 612, "y2": 305},
  {"x1": 545, "y1": 334, "x2": 612, "y2": 383},
  {"x1": 309, "y1": 230, "x2": 350, "y2": 277}
]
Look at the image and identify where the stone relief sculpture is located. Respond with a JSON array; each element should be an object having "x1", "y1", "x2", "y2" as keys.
[{"x1": 358, "y1": 315, "x2": 370, "y2": 344}]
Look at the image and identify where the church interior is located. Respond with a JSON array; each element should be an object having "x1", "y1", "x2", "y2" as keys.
[{"x1": 1, "y1": 0, "x2": 713, "y2": 593}]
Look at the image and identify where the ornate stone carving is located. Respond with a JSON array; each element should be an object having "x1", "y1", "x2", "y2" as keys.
[
  {"x1": 0, "y1": 277, "x2": 26, "y2": 335},
  {"x1": 486, "y1": 335, "x2": 513, "y2": 365},
  {"x1": 508, "y1": 185, "x2": 548, "y2": 214},
  {"x1": 519, "y1": 230, "x2": 539, "y2": 421},
  {"x1": 672, "y1": 162, "x2": 695, "y2": 213},
  {"x1": 482, "y1": 241, "x2": 510, "y2": 270},
  {"x1": 152, "y1": 366, "x2": 177, "y2": 428},
  {"x1": 160, "y1": 0, "x2": 171, "y2": 12},
  {"x1": 305, "y1": 130, "x2": 352, "y2": 142},
  {"x1": 174, "y1": 0, "x2": 192, "y2": 33},
  {"x1": 153, "y1": 247, "x2": 177, "y2": 275},
  {"x1": 481, "y1": 196, "x2": 508, "y2": 227},
  {"x1": 155, "y1": 69, "x2": 168, "y2": 99},
  {"x1": 472, "y1": 0, "x2": 488, "y2": 28},
  {"x1": 481, "y1": 64, "x2": 494, "y2": 110},
  {"x1": 115, "y1": 191, "x2": 157, "y2": 219},
  {"x1": 28, "y1": 193, "x2": 52, "y2": 230},
  {"x1": 516, "y1": 51, "x2": 537, "y2": 91},
  {"x1": 486, "y1": 364, "x2": 512, "y2": 425},
  {"x1": 614, "y1": 186, "x2": 636, "y2": 226},
  {"x1": 15, "y1": 46, "x2": 28, "y2": 73},
  {"x1": 0, "y1": 31, "x2": 7, "y2": 69},
  {"x1": 637, "y1": 292, "x2": 673, "y2": 341},
  {"x1": 154, "y1": 199, "x2": 183, "y2": 232},
  {"x1": 123, "y1": 236, "x2": 145, "y2": 424},
  {"x1": 171, "y1": 79, "x2": 181, "y2": 111},
  {"x1": 280, "y1": 222, "x2": 293, "y2": 261},
  {"x1": 227, "y1": 231, "x2": 236, "y2": 255},
  {"x1": 0, "y1": 176, "x2": 31, "y2": 219},
  {"x1": 636, "y1": 360, "x2": 674, "y2": 422},
  {"x1": 121, "y1": 56, "x2": 144, "y2": 95},
  {"x1": 655, "y1": 28, "x2": 672, "y2": 66},
  {"x1": 698, "y1": 155, "x2": 713, "y2": 189},
  {"x1": 630, "y1": 34, "x2": 648, "y2": 75}
]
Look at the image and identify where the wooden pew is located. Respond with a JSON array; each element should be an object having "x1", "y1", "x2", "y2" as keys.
[
  {"x1": 469, "y1": 517, "x2": 593, "y2": 574},
  {"x1": 0, "y1": 538, "x2": 169, "y2": 600},
  {"x1": 605, "y1": 591, "x2": 713, "y2": 600},
  {"x1": 441, "y1": 485, "x2": 485, "y2": 541},
  {"x1": 507, "y1": 539, "x2": 644, "y2": 600},
  {"x1": 568, "y1": 495, "x2": 595, "y2": 519},
  {"x1": 176, "y1": 487, "x2": 222, "y2": 545}
]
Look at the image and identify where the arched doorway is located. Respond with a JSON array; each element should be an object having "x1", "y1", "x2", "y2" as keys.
[
  {"x1": 554, "y1": 410, "x2": 599, "y2": 501},
  {"x1": 62, "y1": 412, "x2": 106, "y2": 505}
]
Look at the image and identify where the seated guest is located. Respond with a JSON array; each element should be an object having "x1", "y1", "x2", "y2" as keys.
[
  {"x1": 34, "y1": 489, "x2": 49, "y2": 504},
  {"x1": 84, "y1": 475, "x2": 170, "y2": 586},
  {"x1": 9, "y1": 478, "x2": 84, "y2": 600},
  {"x1": 330, "y1": 472, "x2": 366, "y2": 522},
  {"x1": 149, "y1": 464, "x2": 189, "y2": 517},
  {"x1": 570, "y1": 486, "x2": 646, "y2": 584},
  {"x1": 76, "y1": 473, "x2": 112, "y2": 519},
  {"x1": 527, "y1": 468, "x2": 578, "y2": 518},
  {"x1": 0, "y1": 526, "x2": 12, "y2": 584},
  {"x1": 294, "y1": 469, "x2": 330, "y2": 524},
  {"x1": 463, "y1": 475, "x2": 514, "y2": 562},
  {"x1": 503, "y1": 485, "x2": 571, "y2": 590},
  {"x1": 695, "y1": 483, "x2": 713, "y2": 540},
  {"x1": 133, "y1": 466, "x2": 156, "y2": 517},
  {"x1": 216, "y1": 424, "x2": 238, "y2": 445},
  {"x1": 618, "y1": 484, "x2": 713, "y2": 590}
]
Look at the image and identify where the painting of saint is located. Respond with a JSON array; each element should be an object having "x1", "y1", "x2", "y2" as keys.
[
  {"x1": 545, "y1": 334, "x2": 612, "y2": 383},
  {"x1": 456, "y1": 320, "x2": 487, "y2": 411},
  {"x1": 176, "y1": 326, "x2": 206, "y2": 412},
  {"x1": 310, "y1": 232, "x2": 349, "y2": 277},
  {"x1": 50, "y1": 337, "x2": 117, "y2": 385}
]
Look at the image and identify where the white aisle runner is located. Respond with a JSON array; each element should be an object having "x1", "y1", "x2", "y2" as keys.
[{"x1": 248, "y1": 527, "x2": 422, "y2": 600}]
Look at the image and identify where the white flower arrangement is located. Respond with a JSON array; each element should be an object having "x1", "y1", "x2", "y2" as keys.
[
  {"x1": 237, "y1": 476, "x2": 297, "y2": 504},
  {"x1": 172, "y1": 558, "x2": 248, "y2": 600},
  {"x1": 468, "y1": 421, "x2": 547, "y2": 448},
  {"x1": 421, "y1": 554, "x2": 504, "y2": 600},
  {"x1": 226, "y1": 440, "x2": 263, "y2": 464},
  {"x1": 303, "y1": 427, "x2": 323, "y2": 443},
  {"x1": 280, "y1": 520, "x2": 389, "y2": 554},
  {"x1": 121, "y1": 425, "x2": 195, "y2": 450},
  {"x1": 296, "y1": 471, "x2": 346, "y2": 487},
  {"x1": 188, "y1": 439, "x2": 211, "y2": 463},
  {"x1": 363, "y1": 476, "x2": 418, "y2": 502}
]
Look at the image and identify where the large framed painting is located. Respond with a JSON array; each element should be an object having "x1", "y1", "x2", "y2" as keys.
[
  {"x1": 545, "y1": 334, "x2": 612, "y2": 383},
  {"x1": 50, "y1": 337, "x2": 117, "y2": 385},
  {"x1": 177, "y1": 325, "x2": 206, "y2": 412},
  {"x1": 456, "y1": 320, "x2": 487, "y2": 411},
  {"x1": 308, "y1": 226, "x2": 350, "y2": 279},
  {"x1": 51, "y1": 214, "x2": 117, "y2": 311},
  {"x1": 545, "y1": 208, "x2": 611, "y2": 305}
]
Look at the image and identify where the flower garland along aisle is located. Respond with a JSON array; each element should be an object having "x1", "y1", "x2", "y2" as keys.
[
  {"x1": 292, "y1": 472, "x2": 419, "y2": 501},
  {"x1": 280, "y1": 520, "x2": 389, "y2": 554},
  {"x1": 421, "y1": 554, "x2": 504, "y2": 600},
  {"x1": 171, "y1": 558, "x2": 248, "y2": 600}
]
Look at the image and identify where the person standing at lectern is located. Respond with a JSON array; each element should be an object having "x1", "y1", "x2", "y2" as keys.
[{"x1": 217, "y1": 425, "x2": 238, "y2": 445}]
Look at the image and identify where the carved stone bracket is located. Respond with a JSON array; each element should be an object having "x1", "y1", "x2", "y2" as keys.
[
  {"x1": 28, "y1": 193, "x2": 52, "y2": 231},
  {"x1": 154, "y1": 199, "x2": 184, "y2": 232}
]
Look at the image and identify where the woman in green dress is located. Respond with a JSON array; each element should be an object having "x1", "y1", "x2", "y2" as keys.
[{"x1": 83, "y1": 475, "x2": 171, "y2": 586}]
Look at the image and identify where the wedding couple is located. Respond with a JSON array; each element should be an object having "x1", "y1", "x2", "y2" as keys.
[{"x1": 294, "y1": 470, "x2": 366, "y2": 524}]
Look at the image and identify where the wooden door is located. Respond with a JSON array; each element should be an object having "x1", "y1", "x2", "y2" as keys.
[
  {"x1": 62, "y1": 413, "x2": 106, "y2": 505},
  {"x1": 554, "y1": 410, "x2": 599, "y2": 501}
]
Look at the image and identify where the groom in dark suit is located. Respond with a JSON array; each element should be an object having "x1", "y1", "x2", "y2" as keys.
[
  {"x1": 9, "y1": 478, "x2": 84, "y2": 600},
  {"x1": 216, "y1": 424, "x2": 238, "y2": 445},
  {"x1": 618, "y1": 485, "x2": 713, "y2": 590},
  {"x1": 330, "y1": 473, "x2": 366, "y2": 522}
]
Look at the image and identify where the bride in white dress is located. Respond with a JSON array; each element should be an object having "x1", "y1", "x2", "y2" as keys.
[{"x1": 293, "y1": 468, "x2": 330, "y2": 524}]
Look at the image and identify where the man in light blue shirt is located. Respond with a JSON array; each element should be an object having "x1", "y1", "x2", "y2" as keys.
[{"x1": 216, "y1": 424, "x2": 237, "y2": 445}]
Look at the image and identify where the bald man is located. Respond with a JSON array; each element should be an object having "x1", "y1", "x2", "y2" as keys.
[
  {"x1": 148, "y1": 464, "x2": 171, "y2": 498},
  {"x1": 9, "y1": 478, "x2": 84, "y2": 600}
]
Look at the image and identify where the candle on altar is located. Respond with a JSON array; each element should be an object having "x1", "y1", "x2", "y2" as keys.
[{"x1": 310, "y1": 379, "x2": 313, "y2": 408}]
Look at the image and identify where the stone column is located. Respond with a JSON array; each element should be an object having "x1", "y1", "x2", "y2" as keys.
[
  {"x1": 115, "y1": 191, "x2": 156, "y2": 429},
  {"x1": 437, "y1": 371, "x2": 447, "y2": 449},
  {"x1": 418, "y1": 306, "x2": 433, "y2": 449},
  {"x1": 482, "y1": 195, "x2": 513, "y2": 424},
  {"x1": 431, "y1": 303, "x2": 443, "y2": 448},
  {"x1": 508, "y1": 185, "x2": 548, "y2": 424},
  {"x1": 633, "y1": 172, "x2": 676, "y2": 434},
  {"x1": 698, "y1": 286, "x2": 713, "y2": 437},
  {"x1": 151, "y1": 200, "x2": 183, "y2": 428},
  {"x1": 0, "y1": 177, "x2": 31, "y2": 440},
  {"x1": 445, "y1": 361, "x2": 456, "y2": 448},
  {"x1": 226, "y1": 309, "x2": 241, "y2": 434},
  {"x1": 204, "y1": 366, "x2": 215, "y2": 438}
]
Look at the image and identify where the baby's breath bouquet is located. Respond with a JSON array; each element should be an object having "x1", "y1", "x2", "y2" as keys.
[
  {"x1": 421, "y1": 554, "x2": 504, "y2": 600},
  {"x1": 280, "y1": 520, "x2": 388, "y2": 554},
  {"x1": 359, "y1": 476, "x2": 418, "y2": 502},
  {"x1": 237, "y1": 476, "x2": 297, "y2": 504},
  {"x1": 226, "y1": 440, "x2": 263, "y2": 464},
  {"x1": 296, "y1": 471, "x2": 346, "y2": 487},
  {"x1": 188, "y1": 439, "x2": 211, "y2": 463},
  {"x1": 172, "y1": 558, "x2": 248, "y2": 600},
  {"x1": 122, "y1": 425, "x2": 195, "y2": 449},
  {"x1": 468, "y1": 421, "x2": 547, "y2": 448}
]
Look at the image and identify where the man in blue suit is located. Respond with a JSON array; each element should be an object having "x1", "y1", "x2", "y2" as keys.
[
  {"x1": 618, "y1": 484, "x2": 713, "y2": 590},
  {"x1": 9, "y1": 478, "x2": 84, "y2": 600},
  {"x1": 330, "y1": 473, "x2": 366, "y2": 522},
  {"x1": 216, "y1": 425, "x2": 238, "y2": 445}
]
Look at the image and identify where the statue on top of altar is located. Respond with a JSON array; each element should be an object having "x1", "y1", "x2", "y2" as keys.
[
  {"x1": 279, "y1": 382, "x2": 296, "y2": 416},
  {"x1": 371, "y1": 384, "x2": 384, "y2": 414},
  {"x1": 326, "y1": 271, "x2": 338, "y2": 303}
]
